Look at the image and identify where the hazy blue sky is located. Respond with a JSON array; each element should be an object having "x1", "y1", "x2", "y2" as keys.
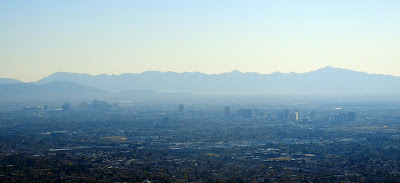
[{"x1": 1, "y1": 1, "x2": 399, "y2": 82}]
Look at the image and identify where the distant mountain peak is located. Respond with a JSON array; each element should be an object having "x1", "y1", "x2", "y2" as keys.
[
  {"x1": 229, "y1": 69, "x2": 242, "y2": 74},
  {"x1": 272, "y1": 71, "x2": 283, "y2": 74},
  {"x1": 317, "y1": 65, "x2": 336, "y2": 71},
  {"x1": 323, "y1": 65, "x2": 335, "y2": 69},
  {"x1": 312, "y1": 66, "x2": 351, "y2": 73}
]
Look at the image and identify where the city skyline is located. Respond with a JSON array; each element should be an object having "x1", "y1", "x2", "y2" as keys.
[
  {"x1": 2, "y1": 1, "x2": 400, "y2": 182},
  {"x1": 1, "y1": 1, "x2": 400, "y2": 82}
]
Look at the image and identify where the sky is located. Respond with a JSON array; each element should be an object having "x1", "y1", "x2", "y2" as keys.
[{"x1": 1, "y1": 1, "x2": 399, "y2": 82}]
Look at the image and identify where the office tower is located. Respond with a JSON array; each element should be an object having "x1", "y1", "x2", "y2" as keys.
[
  {"x1": 179, "y1": 104, "x2": 184, "y2": 114},
  {"x1": 284, "y1": 109, "x2": 289, "y2": 120},
  {"x1": 112, "y1": 103, "x2": 120, "y2": 110},
  {"x1": 335, "y1": 112, "x2": 348, "y2": 123},
  {"x1": 237, "y1": 108, "x2": 253, "y2": 118},
  {"x1": 277, "y1": 112, "x2": 285, "y2": 120},
  {"x1": 288, "y1": 113, "x2": 295, "y2": 122},
  {"x1": 294, "y1": 107, "x2": 299, "y2": 121},
  {"x1": 91, "y1": 100, "x2": 109, "y2": 112},
  {"x1": 224, "y1": 106, "x2": 231, "y2": 118},
  {"x1": 62, "y1": 102, "x2": 70, "y2": 111},
  {"x1": 348, "y1": 112, "x2": 356, "y2": 122},
  {"x1": 237, "y1": 109, "x2": 245, "y2": 118},
  {"x1": 79, "y1": 102, "x2": 91, "y2": 111}
]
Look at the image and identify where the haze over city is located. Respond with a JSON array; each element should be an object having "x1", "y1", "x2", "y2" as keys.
[{"x1": 2, "y1": 1, "x2": 400, "y2": 183}]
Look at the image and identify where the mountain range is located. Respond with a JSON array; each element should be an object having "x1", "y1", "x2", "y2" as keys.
[
  {"x1": 1, "y1": 66, "x2": 400, "y2": 102},
  {"x1": 36, "y1": 66, "x2": 400, "y2": 94}
]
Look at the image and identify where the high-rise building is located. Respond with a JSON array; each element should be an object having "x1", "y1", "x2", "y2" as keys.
[
  {"x1": 62, "y1": 102, "x2": 70, "y2": 111},
  {"x1": 237, "y1": 108, "x2": 253, "y2": 118},
  {"x1": 294, "y1": 108, "x2": 299, "y2": 121},
  {"x1": 277, "y1": 112, "x2": 285, "y2": 120},
  {"x1": 92, "y1": 100, "x2": 109, "y2": 112},
  {"x1": 288, "y1": 113, "x2": 295, "y2": 121},
  {"x1": 112, "y1": 103, "x2": 120, "y2": 110},
  {"x1": 284, "y1": 109, "x2": 290, "y2": 120},
  {"x1": 179, "y1": 104, "x2": 184, "y2": 114},
  {"x1": 335, "y1": 112, "x2": 349, "y2": 123},
  {"x1": 79, "y1": 102, "x2": 91, "y2": 111},
  {"x1": 277, "y1": 109, "x2": 290, "y2": 121},
  {"x1": 224, "y1": 106, "x2": 231, "y2": 118},
  {"x1": 334, "y1": 112, "x2": 356, "y2": 123}
]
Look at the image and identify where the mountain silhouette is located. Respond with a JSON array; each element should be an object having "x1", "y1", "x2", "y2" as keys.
[
  {"x1": 0, "y1": 78, "x2": 22, "y2": 84},
  {"x1": 34, "y1": 66, "x2": 400, "y2": 95}
]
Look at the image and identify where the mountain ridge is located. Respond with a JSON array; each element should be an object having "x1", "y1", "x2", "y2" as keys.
[
  {"x1": 34, "y1": 66, "x2": 400, "y2": 79},
  {"x1": 0, "y1": 78, "x2": 23, "y2": 84},
  {"x1": 32, "y1": 66, "x2": 400, "y2": 94},
  {"x1": 1, "y1": 66, "x2": 400, "y2": 99}
]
